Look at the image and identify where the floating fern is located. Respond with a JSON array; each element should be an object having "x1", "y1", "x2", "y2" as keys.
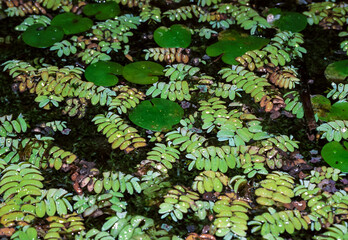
[
  {"x1": 92, "y1": 112, "x2": 147, "y2": 152},
  {"x1": 317, "y1": 120, "x2": 348, "y2": 142}
]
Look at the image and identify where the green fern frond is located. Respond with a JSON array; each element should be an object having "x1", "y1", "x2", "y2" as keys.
[
  {"x1": 317, "y1": 120, "x2": 348, "y2": 142},
  {"x1": 109, "y1": 85, "x2": 146, "y2": 114},
  {"x1": 92, "y1": 112, "x2": 147, "y2": 152},
  {"x1": 140, "y1": 5, "x2": 161, "y2": 22},
  {"x1": 327, "y1": 83, "x2": 348, "y2": 100},
  {"x1": 163, "y1": 5, "x2": 203, "y2": 21},
  {"x1": 165, "y1": 126, "x2": 207, "y2": 153},
  {"x1": 192, "y1": 170, "x2": 229, "y2": 194},
  {"x1": 146, "y1": 81, "x2": 191, "y2": 101},
  {"x1": 213, "y1": 193, "x2": 251, "y2": 238},
  {"x1": 284, "y1": 91, "x2": 304, "y2": 118},
  {"x1": 159, "y1": 185, "x2": 200, "y2": 222},
  {"x1": 249, "y1": 208, "x2": 308, "y2": 238},
  {"x1": 15, "y1": 15, "x2": 51, "y2": 31},
  {"x1": 313, "y1": 221, "x2": 348, "y2": 240}
]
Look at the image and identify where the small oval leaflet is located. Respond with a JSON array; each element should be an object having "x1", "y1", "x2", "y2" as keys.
[
  {"x1": 123, "y1": 61, "x2": 164, "y2": 85},
  {"x1": 154, "y1": 24, "x2": 192, "y2": 48},
  {"x1": 84, "y1": 61, "x2": 123, "y2": 87},
  {"x1": 22, "y1": 24, "x2": 64, "y2": 48},
  {"x1": 51, "y1": 12, "x2": 93, "y2": 35},
  {"x1": 129, "y1": 98, "x2": 184, "y2": 132}
]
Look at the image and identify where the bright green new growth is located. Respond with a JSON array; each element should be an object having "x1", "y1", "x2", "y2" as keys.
[
  {"x1": 22, "y1": 23, "x2": 64, "y2": 48},
  {"x1": 51, "y1": 12, "x2": 93, "y2": 35},
  {"x1": 129, "y1": 98, "x2": 184, "y2": 132},
  {"x1": 84, "y1": 61, "x2": 123, "y2": 87},
  {"x1": 83, "y1": 1, "x2": 121, "y2": 20},
  {"x1": 122, "y1": 61, "x2": 164, "y2": 85},
  {"x1": 154, "y1": 24, "x2": 192, "y2": 48}
]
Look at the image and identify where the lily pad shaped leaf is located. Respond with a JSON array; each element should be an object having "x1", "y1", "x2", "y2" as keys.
[
  {"x1": 274, "y1": 12, "x2": 307, "y2": 32},
  {"x1": 123, "y1": 61, "x2": 164, "y2": 85},
  {"x1": 83, "y1": 2, "x2": 121, "y2": 20},
  {"x1": 84, "y1": 61, "x2": 123, "y2": 87},
  {"x1": 328, "y1": 102, "x2": 348, "y2": 121},
  {"x1": 206, "y1": 31, "x2": 269, "y2": 65},
  {"x1": 22, "y1": 23, "x2": 64, "y2": 48},
  {"x1": 51, "y1": 12, "x2": 93, "y2": 35},
  {"x1": 311, "y1": 95, "x2": 332, "y2": 121},
  {"x1": 325, "y1": 59, "x2": 348, "y2": 83},
  {"x1": 129, "y1": 98, "x2": 184, "y2": 132},
  {"x1": 311, "y1": 95, "x2": 348, "y2": 121},
  {"x1": 321, "y1": 141, "x2": 348, "y2": 172},
  {"x1": 154, "y1": 24, "x2": 191, "y2": 48}
]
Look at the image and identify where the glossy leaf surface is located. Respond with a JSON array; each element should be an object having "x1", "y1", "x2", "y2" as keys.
[
  {"x1": 22, "y1": 24, "x2": 64, "y2": 48},
  {"x1": 321, "y1": 141, "x2": 348, "y2": 172},
  {"x1": 325, "y1": 59, "x2": 348, "y2": 83},
  {"x1": 83, "y1": 2, "x2": 121, "y2": 20},
  {"x1": 129, "y1": 98, "x2": 184, "y2": 131},
  {"x1": 123, "y1": 61, "x2": 164, "y2": 85},
  {"x1": 274, "y1": 12, "x2": 307, "y2": 32},
  {"x1": 51, "y1": 13, "x2": 93, "y2": 35},
  {"x1": 85, "y1": 61, "x2": 123, "y2": 87},
  {"x1": 154, "y1": 24, "x2": 191, "y2": 48},
  {"x1": 206, "y1": 30, "x2": 269, "y2": 65}
]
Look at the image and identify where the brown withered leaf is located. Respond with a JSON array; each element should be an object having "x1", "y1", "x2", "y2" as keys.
[
  {"x1": 202, "y1": 225, "x2": 210, "y2": 234},
  {"x1": 71, "y1": 172, "x2": 79, "y2": 181},
  {"x1": 293, "y1": 200, "x2": 307, "y2": 211},
  {"x1": 186, "y1": 233, "x2": 200, "y2": 240},
  {"x1": 0, "y1": 227, "x2": 15, "y2": 237},
  {"x1": 73, "y1": 181, "x2": 83, "y2": 195},
  {"x1": 202, "y1": 192, "x2": 216, "y2": 202},
  {"x1": 200, "y1": 234, "x2": 216, "y2": 240}
]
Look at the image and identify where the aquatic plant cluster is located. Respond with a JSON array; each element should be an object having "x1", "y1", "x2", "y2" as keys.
[{"x1": 0, "y1": 0, "x2": 348, "y2": 239}]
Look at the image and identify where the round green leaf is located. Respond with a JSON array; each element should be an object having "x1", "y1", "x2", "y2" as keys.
[
  {"x1": 321, "y1": 141, "x2": 348, "y2": 172},
  {"x1": 206, "y1": 31, "x2": 269, "y2": 65},
  {"x1": 129, "y1": 98, "x2": 184, "y2": 131},
  {"x1": 311, "y1": 95, "x2": 348, "y2": 121},
  {"x1": 83, "y1": 2, "x2": 121, "y2": 20},
  {"x1": 311, "y1": 95, "x2": 332, "y2": 121},
  {"x1": 154, "y1": 24, "x2": 192, "y2": 48},
  {"x1": 274, "y1": 12, "x2": 307, "y2": 32},
  {"x1": 51, "y1": 12, "x2": 93, "y2": 35},
  {"x1": 123, "y1": 61, "x2": 164, "y2": 85},
  {"x1": 328, "y1": 102, "x2": 348, "y2": 120},
  {"x1": 84, "y1": 61, "x2": 123, "y2": 87},
  {"x1": 22, "y1": 23, "x2": 64, "y2": 48},
  {"x1": 325, "y1": 59, "x2": 348, "y2": 83}
]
